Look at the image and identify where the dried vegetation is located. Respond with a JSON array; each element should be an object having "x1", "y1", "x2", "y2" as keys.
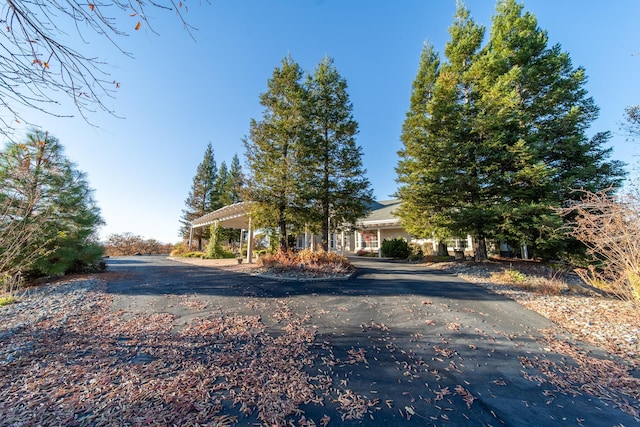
[{"x1": 257, "y1": 249, "x2": 355, "y2": 278}]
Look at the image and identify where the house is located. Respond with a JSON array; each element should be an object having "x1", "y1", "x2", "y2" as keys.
[
  {"x1": 331, "y1": 199, "x2": 473, "y2": 257},
  {"x1": 188, "y1": 199, "x2": 474, "y2": 261}
]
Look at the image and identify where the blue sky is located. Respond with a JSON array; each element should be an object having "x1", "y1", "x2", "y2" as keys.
[{"x1": 5, "y1": 1, "x2": 640, "y2": 243}]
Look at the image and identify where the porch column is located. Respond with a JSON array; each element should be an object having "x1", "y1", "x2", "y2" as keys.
[
  {"x1": 341, "y1": 230, "x2": 345, "y2": 255},
  {"x1": 188, "y1": 225, "x2": 194, "y2": 250},
  {"x1": 246, "y1": 217, "x2": 254, "y2": 264},
  {"x1": 377, "y1": 227, "x2": 382, "y2": 258},
  {"x1": 239, "y1": 228, "x2": 245, "y2": 257}
]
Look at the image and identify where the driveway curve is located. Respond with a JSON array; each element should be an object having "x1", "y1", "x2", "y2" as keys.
[{"x1": 105, "y1": 255, "x2": 637, "y2": 426}]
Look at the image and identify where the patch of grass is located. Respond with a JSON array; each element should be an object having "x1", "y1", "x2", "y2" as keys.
[
  {"x1": 490, "y1": 269, "x2": 527, "y2": 285},
  {"x1": 0, "y1": 295, "x2": 17, "y2": 306},
  {"x1": 183, "y1": 251, "x2": 207, "y2": 258}
]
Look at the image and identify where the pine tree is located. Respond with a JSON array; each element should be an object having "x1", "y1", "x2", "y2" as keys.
[
  {"x1": 396, "y1": 0, "x2": 626, "y2": 261},
  {"x1": 395, "y1": 42, "x2": 452, "y2": 256},
  {"x1": 0, "y1": 130, "x2": 104, "y2": 278},
  {"x1": 228, "y1": 153, "x2": 244, "y2": 204},
  {"x1": 179, "y1": 142, "x2": 218, "y2": 249},
  {"x1": 304, "y1": 56, "x2": 373, "y2": 251},
  {"x1": 244, "y1": 56, "x2": 308, "y2": 252},
  {"x1": 215, "y1": 161, "x2": 231, "y2": 207},
  {"x1": 397, "y1": 4, "x2": 493, "y2": 260},
  {"x1": 482, "y1": 0, "x2": 625, "y2": 257}
]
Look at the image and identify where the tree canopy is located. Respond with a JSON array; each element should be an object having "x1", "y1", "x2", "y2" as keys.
[
  {"x1": 0, "y1": 130, "x2": 104, "y2": 281},
  {"x1": 396, "y1": 0, "x2": 626, "y2": 260},
  {"x1": 244, "y1": 56, "x2": 309, "y2": 251},
  {"x1": 180, "y1": 142, "x2": 218, "y2": 249},
  {"x1": 244, "y1": 55, "x2": 372, "y2": 252},
  {"x1": 303, "y1": 56, "x2": 373, "y2": 251}
]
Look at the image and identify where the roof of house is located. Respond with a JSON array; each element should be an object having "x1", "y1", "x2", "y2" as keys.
[
  {"x1": 357, "y1": 199, "x2": 401, "y2": 229},
  {"x1": 190, "y1": 199, "x2": 404, "y2": 231}
]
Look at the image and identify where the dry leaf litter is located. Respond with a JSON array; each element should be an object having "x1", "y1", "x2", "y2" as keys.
[{"x1": 0, "y1": 259, "x2": 639, "y2": 425}]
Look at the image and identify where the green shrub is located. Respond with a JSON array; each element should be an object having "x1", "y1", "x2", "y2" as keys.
[
  {"x1": 0, "y1": 295, "x2": 17, "y2": 306},
  {"x1": 381, "y1": 238, "x2": 410, "y2": 259},
  {"x1": 184, "y1": 251, "x2": 207, "y2": 258},
  {"x1": 31, "y1": 241, "x2": 105, "y2": 276},
  {"x1": 490, "y1": 269, "x2": 527, "y2": 284},
  {"x1": 205, "y1": 223, "x2": 236, "y2": 259}
]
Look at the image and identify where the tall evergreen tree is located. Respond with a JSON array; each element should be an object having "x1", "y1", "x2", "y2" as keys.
[
  {"x1": 228, "y1": 153, "x2": 244, "y2": 204},
  {"x1": 215, "y1": 161, "x2": 231, "y2": 207},
  {"x1": 395, "y1": 42, "x2": 453, "y2": 256},
  {"x1": 481, "y1": 0, "x2": 625, "y2": 257},
  {"x1": 397, "y1": 4, "x2": 493, "y2": 260},
  {"x1": 244, "y1": 56, "x2": 308, "y2": 251},
  {"x1": 304, "y1": 56, "x2": 373, "y2": 251},
  {"x1": 396, "y1": 0, "x2": 625, "y2": 261},
  {"x1": 0, "y1": 130, "x2": 104, "y2": 277},
  {"x1": 179, "y1": 142, "x2": 218, "y2": 249}
]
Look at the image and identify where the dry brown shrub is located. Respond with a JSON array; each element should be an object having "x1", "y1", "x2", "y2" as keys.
[
  {"x1": 559, "y1": 189, "x2": 640, "y2": 306},
  {"x1": 103, "y1": 232, "x2": 173, "y2": 256},
  {"x1": 534, "y1": 278, "x2": 565, "y2": 296},
  {"x1": 258, "y1": 249, "x2": 354, "y2": 276}
]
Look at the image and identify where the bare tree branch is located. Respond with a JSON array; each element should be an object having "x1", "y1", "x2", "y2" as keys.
[
  {"x1": 559, "y1": 188, "x2": 640, "y2": 306},
  {"x1": 0, "y1": 0, "x2": 200, "y2": 140}
]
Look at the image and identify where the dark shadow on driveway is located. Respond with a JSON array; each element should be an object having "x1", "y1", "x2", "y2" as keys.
[{"x1": 104, "y1": 255, "x2": 510, "y2": 303}]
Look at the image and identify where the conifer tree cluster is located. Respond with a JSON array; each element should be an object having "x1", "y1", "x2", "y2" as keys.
[
  {"x1": 244, "y1": 56, "x2": 373, "y2": 252},
  {"x1": 179, "y1": 144, "x2": 244, "y2": 249},
  {"x1": 396, "y1": 0, "x2": 625, "y2": 261}
]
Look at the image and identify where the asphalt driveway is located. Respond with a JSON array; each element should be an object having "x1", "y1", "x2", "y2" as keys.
[{"x1": 105, "y1": 255, "x2": 637, "y2": 426}]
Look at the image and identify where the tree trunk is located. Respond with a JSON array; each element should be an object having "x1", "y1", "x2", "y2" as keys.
[
  {"x1": 321, "y1": 203, "x2": 330, "y2": 252},
  {"x1": 436, "y1": 241, "x2": 449, "y2": 257},
  {"x1": 278, "y1": 205, "x2": 288, "y2": 252},
  {"x1": 474, "y1": 235, "x2": 487, "y2": 261}
]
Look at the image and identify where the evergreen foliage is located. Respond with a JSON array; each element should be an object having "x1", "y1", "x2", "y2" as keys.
[
  {"x1": 244, "y1": 56, "x2": 311, "y2": 252},
  {"x1": 304, "y1": 56, "x2": 374, "y2": 251},
  {"x1": 179, "y1": 142, "x2": 218, "y2": 249},
  {"x1": 205, "y1": 223, "x2": 235, "y2": 259},
  {"x1": 396, "y1": 0, "x2": 625, "y2": 261},
  {"x1": 228, "y1": 154, "x2": 245, "y2": 204},
  {"x1": 244, "y1": 55, "x2": 372, "y2": 251},
  {"x1": 215, "y1": 161, "x2": 231, "y2": 207},
  {"x1": 381, "y1": 238, "x2": 411, "y2": 259},
  {"x1": 0, "y1": 130, "x2": 104, "y2": 279}
]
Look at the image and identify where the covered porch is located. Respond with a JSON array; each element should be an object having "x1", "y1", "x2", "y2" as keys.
[{"x1": 189, "y1": 201, "x2": 256, "y2": 263}]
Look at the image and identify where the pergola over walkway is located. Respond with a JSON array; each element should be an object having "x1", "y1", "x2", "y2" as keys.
[{"x1": 189, "y1": 201, "x2": 256, "y2": 263}]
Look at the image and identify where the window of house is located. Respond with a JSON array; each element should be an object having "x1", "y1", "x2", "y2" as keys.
[{"x1": 360, "y1": 231, "x2": 378, "y2": 249}]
